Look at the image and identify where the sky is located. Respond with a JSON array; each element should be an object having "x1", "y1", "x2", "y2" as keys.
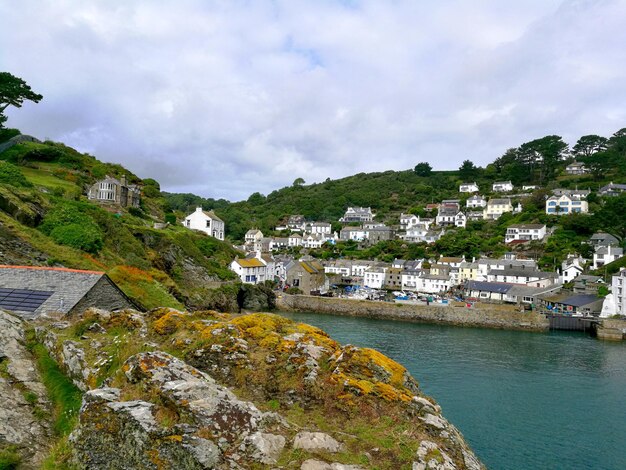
[{"x1": 1, "y1": 0, "x2": 625, "y2": 201}]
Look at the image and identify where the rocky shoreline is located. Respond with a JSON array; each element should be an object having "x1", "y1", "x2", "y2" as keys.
[{"x1": 0, "y1": 308, "x2": 485, "y2": 469}]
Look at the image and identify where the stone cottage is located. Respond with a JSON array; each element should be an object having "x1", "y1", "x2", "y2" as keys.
[
  {"x1": 0, "y1": 265, "x2": 137, "y2": 319},
  {"x1": 88, "y1": 175, "x2": 141, "y2": 208}
]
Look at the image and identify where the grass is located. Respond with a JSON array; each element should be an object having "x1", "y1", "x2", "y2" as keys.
[
  {"x1": 20, "y1": 166, "x2": 78, "y2": 191},
  {"x1": 25, "y1": 330, "x2": 83, "y2": 436},
  {"x1": 0, "y1": 445, "x2": 21, "y2": 470}
]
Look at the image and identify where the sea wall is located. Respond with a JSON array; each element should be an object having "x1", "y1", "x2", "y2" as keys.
[
  {"x1": 596, "y1": 318, "x2": 626, "y2": 341},
  {"x1": 278, "y1": 295, "x2": 550, "y2": 332}
]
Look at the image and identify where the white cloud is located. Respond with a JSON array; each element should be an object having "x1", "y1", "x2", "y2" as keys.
[{"x1": 1, "y1": 0, "x2": 625, "y2": 201}]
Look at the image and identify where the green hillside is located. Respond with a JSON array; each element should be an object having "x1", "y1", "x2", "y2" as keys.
[
  {"x1": 165, "y1": 130, "x2": 626, "y2": 257},
  {"x1": 0, "y1": 134, "x2": 241, "y2": 310}
]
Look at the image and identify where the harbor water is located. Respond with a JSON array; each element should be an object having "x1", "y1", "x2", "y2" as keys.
[{"x1": 279, "y1": 311, "x2": 626, "y2": 470}]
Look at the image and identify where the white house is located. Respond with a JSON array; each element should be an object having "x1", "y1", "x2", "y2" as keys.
[
  {"x1": 454, "y1": 212, "x2": 467, "y2": 228},
  {"x1": 436, "y1": 201, "x2": 461, "y2": 226},
  {"x1": 308, "y1": 222, "x2": 332, "y2": 235},
  {"x1": 593, "y1": 245, "x2": 623, "y2": 270},
  {"x1": 340, "y1": 207, "x2": 374, "y2": 223},
  {"x1": 505, "y1": 224, "x2": 546, "y2": 243},
  {"x1": 466, "y1": 195, "x2": 487, "y2": 209},
  {"x1": 459, "y1": 182, "x2": 479, "y2": 193},
  {"x1": 492, "y1": 181, "x2": 513, "y2": 192},
  {"x1": 545, "y1": 195, "x2": 589, "y2": 215},
  {"x1": 415, "y1": 274, "x2": 451, "y2": 294},
  {"x1": 302, "y1": 233, "x2": 325, "y2": 249},
  {"x1": 599, "y1": 182, "x2": 626, "y2": 197},
  {"x1": 483, "y1": 198, "x2": 513, "y2": 220},
  {"x1": 339, "y1": 227, "x2": 367, "y2": 242},
  {"x1": 364, "y1": 266, "x2": 388, "y2": 289},
  {"x1": 611, "y1": 268, "x2": 626, "y2": 316},
  {"x1": 400, "y1": 213, "x2": 432, "y2": 230},
  {"x1": 230, "y1": 257, "x2": 267, "y2": 284},
  {"x1": 565, "y1": 161, "x2": 587, "y2": 175},
  {"x1": 522, "y1": 185, "x2": 538, "y2": 191},
  {"x1": 288, "y1": 233, "x2": 303, "y2": 247},
  {"x1": 560, "y1": 255, "x2": 585, "y2": 284},
  {"x1": 244, "y1": 229, "x2": 264, "y2": 251},
  {"x1": 183, "y1": 207, "x2": 225, "y2": 240}
]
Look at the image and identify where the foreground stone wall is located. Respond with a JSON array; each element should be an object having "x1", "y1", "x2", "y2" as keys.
[{"x1": 278, "y1": 295, "x2": 550, "y2": 332}]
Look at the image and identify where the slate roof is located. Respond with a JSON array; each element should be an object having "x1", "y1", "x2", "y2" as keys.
[
  {"x1": 0, "y1": 265, "x2": 131, "y2": 319},
  {"x1": 465, "y1": 281, "x2": 514, "y2": 294},
  {"x1": 540, "y1": 293, "x2": 601, "y2": 307}
]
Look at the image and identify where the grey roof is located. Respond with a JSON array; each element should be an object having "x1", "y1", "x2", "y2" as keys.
[
  {"x1": 0, "y1": 266, "x2": 132, "y2": 319},
  {"x1": 596, "y1": 246, "x2": 623, "y2": 255},
  {"x1": 488, "y1": 198, "x2": 511, "y2": 205},
  {"x1": 508, "y1": 224, "x2": 546, "y2": 230},
  {"x1": 490, "y1": 268, "x2": 557, "y2": 279},
  {"x1": 543, "y1": 294, "x2": 602, "y2": 307},
  {"x1": 466, "y1": 281, "x2": 514, "y2": 294}
]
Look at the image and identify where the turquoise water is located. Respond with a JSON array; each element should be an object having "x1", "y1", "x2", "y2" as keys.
[{"x1": 279, "y1": 312, "x2": 626, "y2": 470}]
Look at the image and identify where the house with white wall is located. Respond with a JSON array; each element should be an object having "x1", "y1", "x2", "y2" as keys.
[
  {"x1": 288, "y1": 233, "x2": 302, "y2": 247},
  {"x1": 505, "y1": 224, "x2": 546, "y2": 243},
  {"x1": 593, "y1": 245, "x2": 623, "y2": 270},
  {"x1": 466, "y1": 195, "x2": 487, "y2": 209},
  {"x1": 230, "y1": 257, "x2": 267, "y2": 284},
  {"x1": 492, "y1": 181, "x2": 513, "y2": 192},
  {"x1": 459, "y1": 182, "x2": 479, "y2": 193},
  {"x1": 545, "y1": 194, "x2": 588, "y2": 215},
  {"x1": 183, "y1": 207, "x2": 225, "y2": 240},
  {"x1": 560, "y1": 255, "x2": 585, "y2": 284},
  {"x1": 340, "y1": 207, "x2": 374, "y2": 223}
]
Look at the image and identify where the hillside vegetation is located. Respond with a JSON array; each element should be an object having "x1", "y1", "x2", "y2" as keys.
[
  {"x1": 165, "y1": 129, "x2": 626, "y2": 270},
  {"x1": 0, "y1": 133, "x2": 241, "y2": 310}
]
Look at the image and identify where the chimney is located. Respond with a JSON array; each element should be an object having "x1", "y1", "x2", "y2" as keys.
[{"x1": 121, "y1": 174, "x2": 127, "y2": 186}]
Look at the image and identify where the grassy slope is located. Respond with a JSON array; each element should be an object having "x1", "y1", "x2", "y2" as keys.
[{"x1": 0, "y1": 140, "x2": 240, "y2": 310}]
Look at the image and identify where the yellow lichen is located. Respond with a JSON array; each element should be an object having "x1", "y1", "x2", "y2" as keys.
[{"x1": 153, "y1": 310, "x2": 186, "y2": 335}]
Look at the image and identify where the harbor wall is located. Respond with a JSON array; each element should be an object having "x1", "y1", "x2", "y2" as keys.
[
  {"x1": 596, "y1": 318, "x2": 626, "y2": 341},
  {"x1": 277, "y1": 294, "x2": 550, "y2": 332}
]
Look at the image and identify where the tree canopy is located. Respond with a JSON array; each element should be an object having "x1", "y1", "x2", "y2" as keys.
[
  {"x1": 414, "y1": 162, "x2": 432, "y2": 177},
  {"x1": 0, "y1": 72, "x2": 43, "y2": 128}
]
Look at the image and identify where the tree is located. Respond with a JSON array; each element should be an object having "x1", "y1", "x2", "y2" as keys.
[
  {"x1": 594, "y1": 193, "x2": 626, "y2": 242},
  {"x1": 518, "y1": 135, "x2": 568, "y2": 184},
  {"x1": 414, "y1": 162, "x2": 432, "y2": 177},
  {"x1": 572, "y1": 135, "x2": 608, "y2": 158},
  {"x1": 458, "y1": 159, "x2": 478, "y2": 181},
  {"x1": 0, "y1": 72, "x2": 43, "y2": 128},
  {"x1": 292, "y1": 177, "x2": 305, "y2": 187}
]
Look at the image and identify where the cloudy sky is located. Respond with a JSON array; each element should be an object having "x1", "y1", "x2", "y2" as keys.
[{"x1": 1, "y1": 0, "x2": 625, "y2": 201}]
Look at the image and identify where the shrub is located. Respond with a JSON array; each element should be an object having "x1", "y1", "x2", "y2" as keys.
[
  {"x1": 49, "y1": 223, "x2": 104, "y2": 253},
  {"x1": 0, "y1": 128, "x2": 20, "y2": 144},
  {"x1": 164, "y1": 213, "x2": 176, "y2": 224},
  {"x1": 0, "y1": 161, "x2": 31, "y2": 187},
  {"x1": 285, "y1": 287, "x2": 303, "y2": 295}
]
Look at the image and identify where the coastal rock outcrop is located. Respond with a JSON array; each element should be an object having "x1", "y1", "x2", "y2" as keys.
[
  {"x1": 24, "y1": 307, "x2": 485, "y2": 469},
  {"x1": 0, "y1": 310, "x2": 50, "y2": 468}
]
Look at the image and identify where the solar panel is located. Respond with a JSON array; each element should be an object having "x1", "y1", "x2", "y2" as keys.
[{"x1": 0, "y1": 289, "x2": 53, "y2": 313}]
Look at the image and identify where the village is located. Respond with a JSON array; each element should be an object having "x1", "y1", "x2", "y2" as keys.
[{"x1": 175, "y1": 174, "x2": 626, "y2": 319}]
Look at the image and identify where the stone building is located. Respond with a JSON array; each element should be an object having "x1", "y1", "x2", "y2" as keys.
[
  {"x1": 88, "y1": 175, "x2": 141, "y2": 208},
  {"x1": 286, "y1": 260, "x2": 326, "y2": 294},
  {"x1": 0, "y1": 265, "x2": 137, "y2": 319}
]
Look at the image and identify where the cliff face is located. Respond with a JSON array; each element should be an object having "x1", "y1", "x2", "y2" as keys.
[{"x1": 1, "y1": 307, "x2": 484, "y2": 469}]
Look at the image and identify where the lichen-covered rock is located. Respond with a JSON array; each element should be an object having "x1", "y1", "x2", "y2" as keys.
[
  {"x1": 0, "y1": 311, "x2": 51, "y2": 468},
  {"x1": 36, "y1": 309, "x2": 484, "y2": 469},
  {"x1": 71, "y1": 388, "x2": 220, "y2": 469},
  {"x1": 293, "y1": 431, "x2": 345, "y2": 453},
  {"x1": 61, "y1": 340, "x2": 92, "y2": 391},
  {"x1": 413, "y1": 440, "x2": 456, "y2": 470}
]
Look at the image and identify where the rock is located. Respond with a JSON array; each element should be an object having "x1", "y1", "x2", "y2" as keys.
[
  {"x1": 61, "y1": 340, "x2": 92, "y2": 391},
  {"x1": 0, "y1": 311, "x2": 50, "y2": 468},
  {"x1": 412, "y1": 440, "x2": 456, "y2": 470},
  {"x1": 419, "y1": 413, "x2": 448, "y2": 430},
  {"x1": 241, "y1": 431, "x2": 286, "y2": 464},
  {"x1": 293, "y1": 431, "x2": 344, "y2": 453}
]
